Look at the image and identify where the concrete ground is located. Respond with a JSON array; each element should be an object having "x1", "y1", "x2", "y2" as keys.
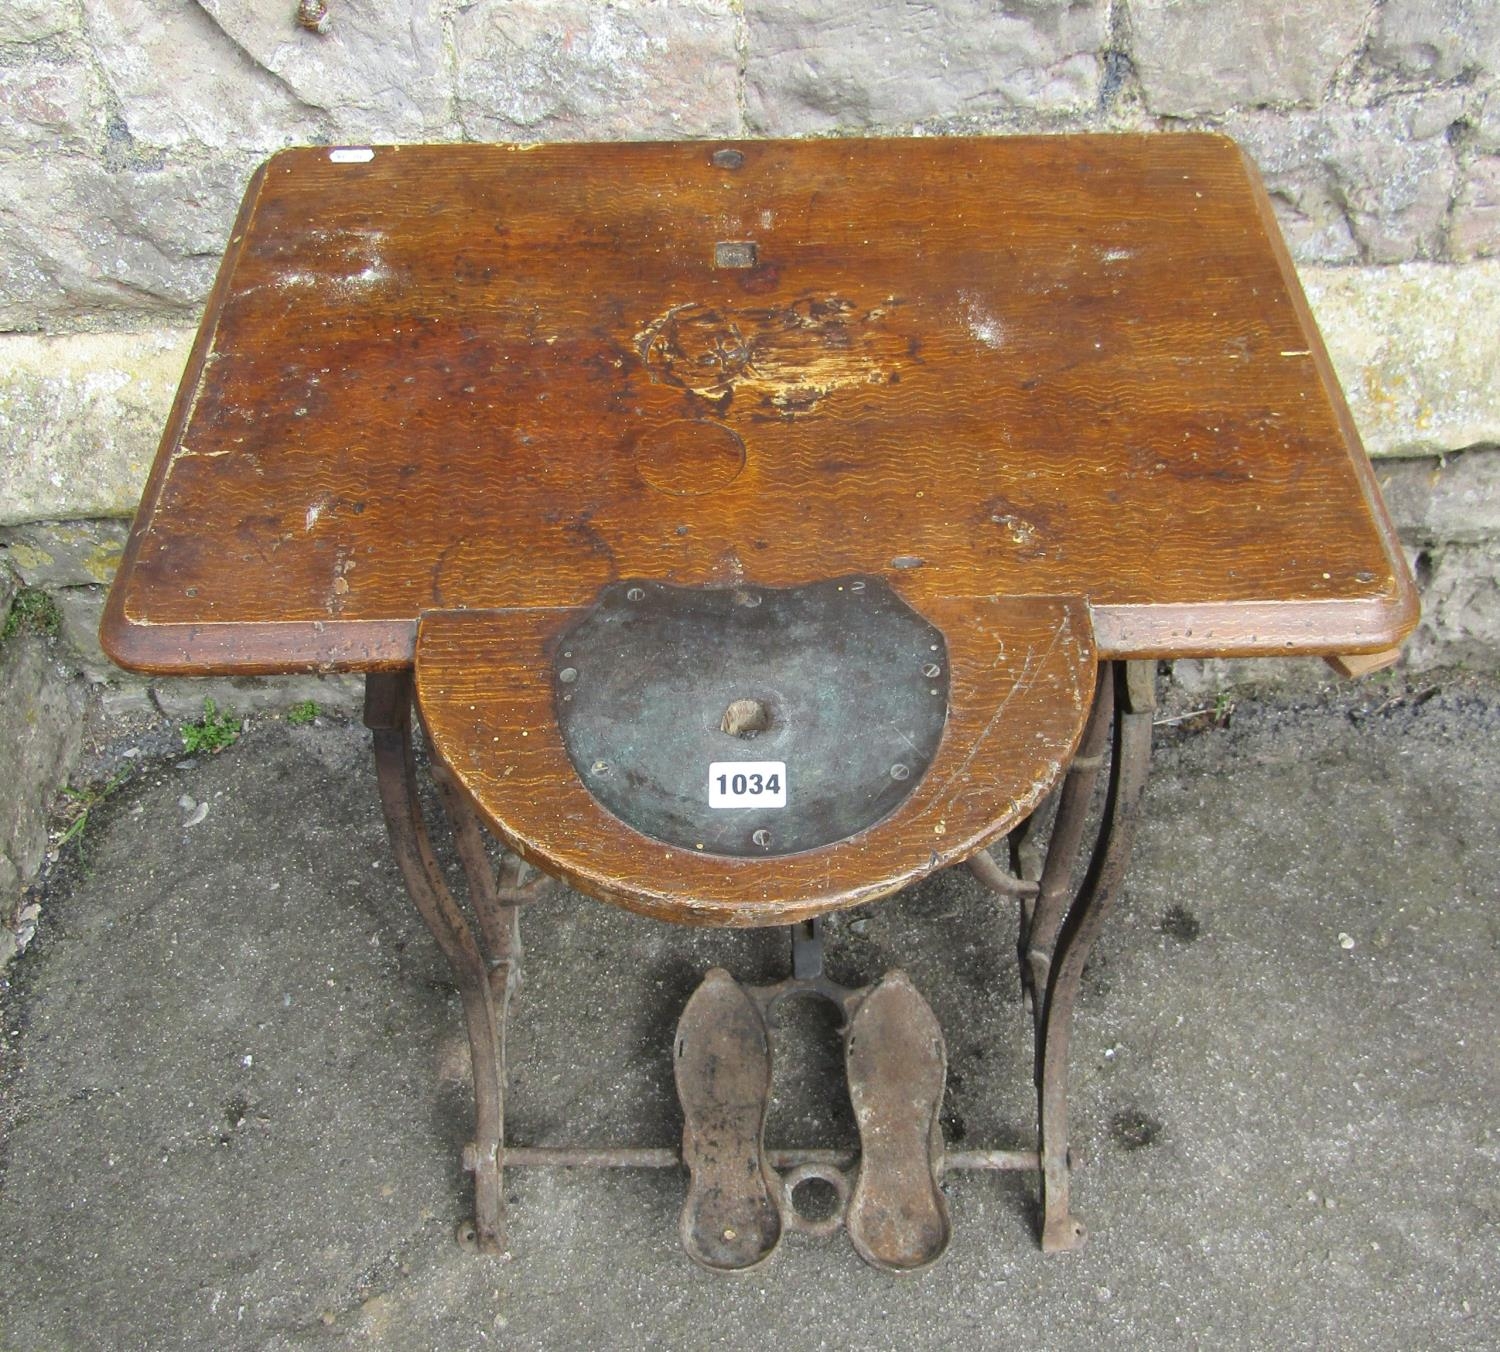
[{"x1": 0, "y1": 673, "x2": 1496, "y2": 1351}]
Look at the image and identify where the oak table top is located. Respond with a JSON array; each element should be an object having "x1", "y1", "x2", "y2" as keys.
[
  {"x1": 103, "y1": 134, "x2": 1415, "y2": 676},
  {"x1": 102, "y1": 135, "x2": 1418, "y2": 923}
]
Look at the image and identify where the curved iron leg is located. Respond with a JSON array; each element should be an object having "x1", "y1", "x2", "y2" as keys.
[
  {"x1": 432, "y1": 765, "x2": 523, "y2": 1004},
  {"x1": 365, "y1": 672, "x2": 516, "y2": 1257},
  {"x1": 1035, "y1": 660, "x2": 1155, "y2": 1252},
  {"x1": 1023, "y1": 673, "x2": 1116, "y2": 1016}
]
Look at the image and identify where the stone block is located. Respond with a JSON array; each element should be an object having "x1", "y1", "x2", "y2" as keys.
[
  {"x1": 0, "y1": 328, "x2": 191, "y2": 523},
  {"x1": 82, "y1": 0, "x2": 321, "y2": 151},
  {"x1": 144, "y1": 672, "x2": 364, "y2": 721},
  {"x1": 0, "y1": 519, "x2": 129, "y2": 587},
  {"x1": 1165, "y1": 656, "x2": 1329, "y2": 699},
  {"x1": 1229, "y1": 97, "x2": 1461, "y2": 265},
  {"x1": 0, "y1": 632, "x2": 86, "y2": 908},
  {"x1": 1376, "y1": 450, "x2": 1500, "y2": 546},
  {"x1": 51, "y1": 582, "x2": 109, "y2": 671},
  {"x1": 0, "y1": 53, "x2": 103, "y2": 148},
  {"x1": 47, "y1": 584, "x2": 362, "y2": 717},
  {"x1": 1452, "y1": 155, "x2": 1500, "y2": 261},
  {"x1": 0, "y1": 151, "x2": 260, "y2": 328},
  {"x1": 454, "y1": 0, "x2": 741, "y2": 141},
  {"x1": 743, "y1": 0, "x2": 1106, "y2": 135},
  {"x1": 1131, "y1": 0, "x2": 1368, "y2": 117},
  {"x1": 29, "y1": 576, "x2": 363, "y2": 721},
  {"x1": 1475, "y1": 92, "x2": 1500, "y2": 154},
  {"x1": 1369, "y1": 0, "x2": 1500, "y2": 83},
  {"x1": 0, "y1": 0, "x2": 81, "y2": 45},
  {"x1": 1303, "y1": 260, "x2": 1500, "y2": 456},
  {"x1": 108, "y1": 152, "x2": 262, "y2": 274},
  {"x1": 95, "y1": 678, "x2": 157, "y2": 719},
  {"x1": 1404, "y1": 541, "x2": 1500, "y2": 670},
  {"x1": 196, "y1": 0, "x2": 455, "y2": 142}
]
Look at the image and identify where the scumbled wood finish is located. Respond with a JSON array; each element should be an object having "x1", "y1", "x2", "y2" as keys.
[
  {"x1": 102, "y1": 134, "x2": 1416, "y2": 676},
  {"x1": 100, "y1": 135, "x2": 1418, "y2": 920},
  {"x1": 415, "y1": 598, "x2": 1095, "y2": 924}
]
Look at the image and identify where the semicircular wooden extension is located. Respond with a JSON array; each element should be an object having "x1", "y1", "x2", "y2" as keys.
[{"x1": 415, "y1": 593, "x2": 1095, "y2": 927}]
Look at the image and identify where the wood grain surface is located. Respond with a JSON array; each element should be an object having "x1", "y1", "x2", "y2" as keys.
[
  {"x1": 415, "y1": 596, "x2": 1095, "y2": 924},
  {"x1": 102, "y1": 134, "x2": 1417, "y2": 675}
]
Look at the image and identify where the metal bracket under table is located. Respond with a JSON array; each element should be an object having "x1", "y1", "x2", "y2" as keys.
[{"x1": 362, "y1": 659, "x2": 1155, "y2": 1268}]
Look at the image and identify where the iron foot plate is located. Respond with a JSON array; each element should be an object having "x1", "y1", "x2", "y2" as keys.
[
  {"x1": 673, "y1": 964, "x2": 951, "y2": 1273},
  {"x1": 845, "y1": 970, "x2": 952, "y2": 1272},
  {"x1": 674, "y1": 969, "x2": 783, "y2": 1271}
]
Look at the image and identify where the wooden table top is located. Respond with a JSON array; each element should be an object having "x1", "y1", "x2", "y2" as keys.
[{"x1": 102, "y1": 134, "x2": 1416, "y2": 675}]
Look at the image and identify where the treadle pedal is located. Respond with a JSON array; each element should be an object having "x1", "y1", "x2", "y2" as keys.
[
  {"x1": 845, "y1": 970, "x2": 951, "y2": 1272},
  {"x1": 674, "y1": 969, "x2": 783, "y2": 1271}
]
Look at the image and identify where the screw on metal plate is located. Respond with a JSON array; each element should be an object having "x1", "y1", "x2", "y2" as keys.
[
  {"x1": 590, "y1": 760, "x2": 611, "y2": 776},
  {"x1": 751, "y1": 829, "x2": 772, "y2": 849},
  {"x1": 559, "y1": 667, "x2": 578, "y2": 684},
  {"x1": 626, "y1": 587, "x2": 646, "y2": 602},
  {"x1": 921, "y1": 662, "x2": 942, "y2": 678},
  {"x1": 890, "y1": 763, "x2": 910, "y2": 781}
]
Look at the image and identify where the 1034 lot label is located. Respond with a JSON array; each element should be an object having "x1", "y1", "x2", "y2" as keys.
[{"x1": 708, "y1": 762, "x2": 787, "y2": 808}]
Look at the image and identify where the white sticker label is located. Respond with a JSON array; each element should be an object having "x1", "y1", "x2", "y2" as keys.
[{"x1": 709, "y1": 762, "x2": 787, "y2": 809}]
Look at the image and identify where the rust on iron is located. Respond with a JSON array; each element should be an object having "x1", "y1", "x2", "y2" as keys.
[
  {"x1": 499, "y1": 1147, "x2": 1039, "y2": 1173},
  {"x1": 1030, "y1": 661, "x2": 1157, "y2": 1252},
  {"x1": 674, "y1": 970, "x2": 783, "y2": 1271},
  {"x1": 675, "y1": 923, "x2": 952, "y2": 1272},
  {"x1": 364, "y1": 661, "x2": 1162, "y2": 1267},
  {"x1": 364, "y1": 671, "x2": 523, "y2": 1256},
  {"x1": 844, "y1": 971, "x2": 951, "y2": 1272},
  {"x1": 97, "y1": 135, "x2": 1417, "y2": 1270}
]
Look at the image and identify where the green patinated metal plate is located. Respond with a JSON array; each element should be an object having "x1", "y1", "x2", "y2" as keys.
[{"x1": 554, "y1": 578, "x2": 949, "y2": 857}]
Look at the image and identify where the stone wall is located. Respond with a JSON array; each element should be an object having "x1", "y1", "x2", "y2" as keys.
[
  {"x1": 3, "y1": 0, "x2": 1497, "y2": 673},
  {"x1": 1, "y1": 1, "x2": 1498, "y2": 916}
]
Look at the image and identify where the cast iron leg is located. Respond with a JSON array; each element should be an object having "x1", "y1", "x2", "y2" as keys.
[
  {"x1": 1023, "y1": 671, "x2": 1116, "y2": 1012},
  {"x1": 364, "y1": 671, "x2": 520, "y2": 1256},
  {"x1": 1033, "y1": 660, "x2": 1155, "y2": 1252}
]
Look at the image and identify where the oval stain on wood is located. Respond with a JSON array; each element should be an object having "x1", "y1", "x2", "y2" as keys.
[{"x1": 635, "y1": 420, "x2": 747, "y2": 495}]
